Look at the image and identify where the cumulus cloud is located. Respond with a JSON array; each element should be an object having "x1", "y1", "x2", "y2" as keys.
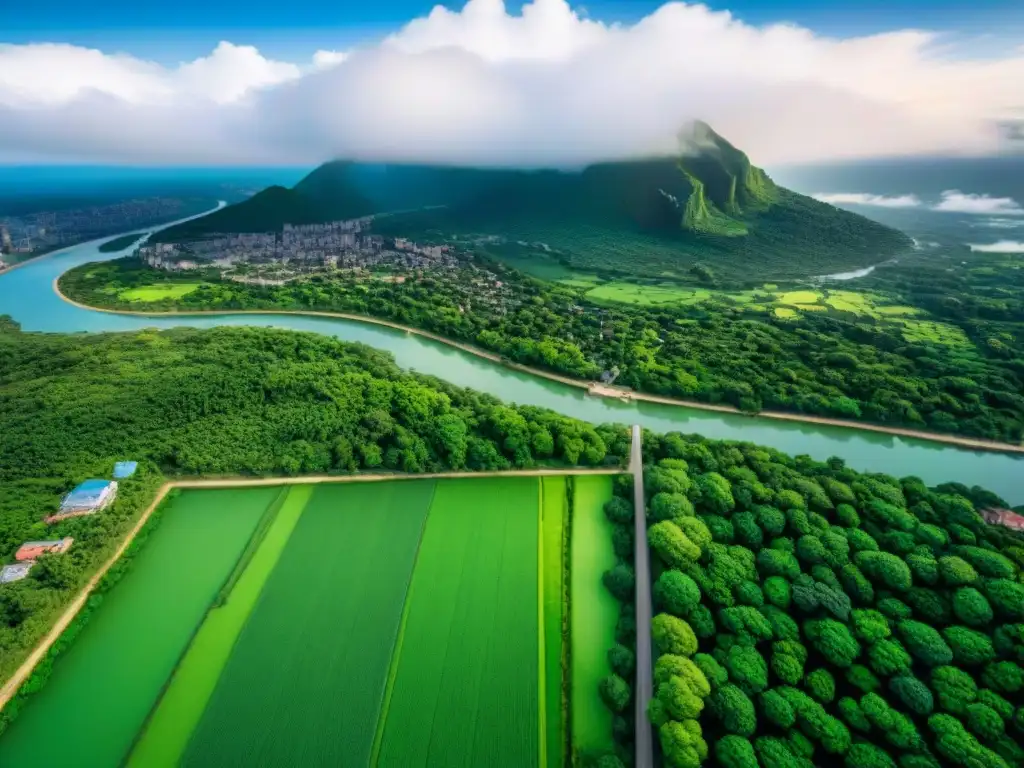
[
  {"x1": 934, "y1": 190, "x2": 1024, "y2": 215},
  {"x1": 975, "y1": 218, "x2": 1024, "y2": 228},
  {"x1": 813, "y1": 192, "x2": 922, "y2": 208},
  {"x1": 968, "y1": 240, "x2": 1024, "y2": 252},
  {"x1": 1, "y1": 0, "x2": 1023, "y2": 165}
]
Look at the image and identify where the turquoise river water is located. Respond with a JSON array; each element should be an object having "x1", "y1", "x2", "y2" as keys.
[{"x1": 0, "y1": 208, "x2": 1020, "y2": 503}]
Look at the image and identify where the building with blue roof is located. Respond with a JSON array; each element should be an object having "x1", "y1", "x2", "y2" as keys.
[
  {"x1": 113, "y1": 461, "x2": 138, "y2": 479},
  {"x1": 48, "y1": 479, "x2": 118, "y2": 522}
]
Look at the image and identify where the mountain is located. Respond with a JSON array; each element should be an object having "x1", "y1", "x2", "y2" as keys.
[{"x1": 155, "y1": 123, "x2": 913, "y2": 280}]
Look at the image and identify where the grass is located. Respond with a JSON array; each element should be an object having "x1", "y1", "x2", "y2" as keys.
[
  {"x1": 119, "y1": 283, "x2": 203, "y2": 302},
  {"x1": 182, "y1": 481, "x2": 435, "y2": 768},
  {"x1": 824, "y1": 290, "x2": 919, "y2": 318},
  {"x1": 542, "y1": 476, "x2": 568, "y2": 768},
  {"x1": 899, "y1": 319, "x2": 971, "y2": 347},
  {"x1": 585, "y1": 282, "x2": 712, "y2": 307},
  {"x1": 376, "y1": 477, "x2": 540, "y2": 768},
  {"x1": 0, "y1": 488, "x2": 275, "y2": 768},
  {"x1": 773, "y1": 307, "x2": 798, "y2": 319},
  {"x1": 570, "y1": 475, "x2": 617, "y2": 757},
  {"x1": 778, "y1": 290, "x2": 821, "y2": 305},
  {"x1": 126, "y1": 485, "x2": 312, "y2": 768}
]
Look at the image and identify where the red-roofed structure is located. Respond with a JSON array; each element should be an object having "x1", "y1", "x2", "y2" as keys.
[
  {"x1": 981, "y1": 508, "x2": 1024, "y2": 532},
  {"x1": 15, "y1": 537, "x2": 74, "y2": 562}
]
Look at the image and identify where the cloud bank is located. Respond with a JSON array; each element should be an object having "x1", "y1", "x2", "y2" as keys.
[
  {"x1": 1, "y1": 0, "x2": 1024, "y2": 166},
  {"x1": 968, "y1": 241, "x2": 1024, "y2": 253},
  {"x1": 813, "y1": 193, "x2": 923, "y2": 208},
  {"x1": 934, "y1": 190, "x2": 1024, "y2": 215}
]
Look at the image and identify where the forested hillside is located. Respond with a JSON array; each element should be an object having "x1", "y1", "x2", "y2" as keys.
[
  {"x1": 587, "y1": 433, "x2": 1023, "y2": 768},
  {"x1": 0, "y1": 319, "x2": 622, "y2": 685}
]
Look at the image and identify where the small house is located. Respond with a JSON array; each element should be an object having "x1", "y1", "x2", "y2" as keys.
[
  {"x1": 1, "y1": 562, "x2": 34, "y2": 584},
  {"x1": 981, "y1": 508, "x2": 1024, "y2": 532},
  {"x1": 15, "y1": 537, "x2": 74, "y2": 562},
  {"x1": 47, "y1": 479, "x2": 118, "y2": 523}
]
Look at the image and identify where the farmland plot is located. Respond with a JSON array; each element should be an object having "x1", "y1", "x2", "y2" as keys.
[
  {"x1": 0, "y1": 488, "x2": 275, "y2": 768},
  {"x1": 541, "y1": 476, "x2": 568, "y2": 768},
  {"x1": 375, "y1": 477, "x2": 541, "y2": 768},
  {"x1": 182, "y1": 480, "x2": 435, "y2": 768}
]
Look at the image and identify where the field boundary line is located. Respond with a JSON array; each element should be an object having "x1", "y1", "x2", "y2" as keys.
[
  {"x1": 52, "y1": 279, "x2": 1024, "y2": 456},
  {"x1": 0, "y1": 482, "x2": 173, "y2": 712},
  {"x1": 0, "y1": 468, "x2": 626, "y2": 718},
  {"x1": 538, "y1": 479, "x2": 548, "y2": 768}
]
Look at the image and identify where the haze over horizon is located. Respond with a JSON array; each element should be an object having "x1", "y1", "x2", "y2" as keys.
[{"x1": 1, "y1": 0, "x2": 1023, "y2": 168}]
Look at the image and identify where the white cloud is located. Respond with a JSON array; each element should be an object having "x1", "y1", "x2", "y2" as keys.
[
  {"x1": 1, "y1": 0, "x2": 1023, "y2": 165},
  {"x1": 934, "y1": 190, "x2": 1024, "y2": 215},
  {"x1": 813, "y1": 192, "x2": 922, "y2": 208},
  {"x1": 976, "y1": 218, "x2": 1024, "y2": 228},
  {"x1": 968, "y1": 240, "x2": 1024, "y2": 252}
]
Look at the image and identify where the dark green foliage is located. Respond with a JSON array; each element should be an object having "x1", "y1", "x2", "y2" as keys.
[
  {"x1": 710, "y1": 683, "x2": 757, "y2": 736},
  {"x1": 836, "y1": 504, "x2": 860, "y2": 528},
  {"x1": 692, "y1": 652, "x2": 728, "y2": 688},
  {"x1": 806, "y1": 618, "x2": 861, "y2": 668},
  {"x1": 938, "y1": 555, "x2": 979, "y2": 586},
  {"x1": 851, "y1": 609, "x2": 891, "y2": 644},
  {"x1": 652, "y1": 613, "x2": 698, "y2": 656},
  {"x1": 722, "y1": 645, "x2": 769, "y2": 695},
  {"x1": 757, "y1": 548, "x2": 801, "y2": 580},
  {"x1": 686, "y1": 603, "x2": 717, "y2": 638},
  {"x1": 993, "y1": 623, "x2": 1024, "y2": 661},
  {"x1": 943, "y1": 625, "x2": 996, "y2": 666},
  {"x1": 896, "y1": 620, "x2": 954, "y2": 667},
  {"x1": 845, "y1": 743, "x2": 897, "y2": 768},
  {"x1": 841, "y1": 564, "x2": 876, "y2": 606},
  {"x1": 602, "y1": 563, "x2": 636, "y2": 601},
  {"x1": 719, "y1": 606, "x2": 773, "y2": 645},
  {"x1": 929, "y1": 713, "x2": 1010, "y2": 768},
  {"x1": 952, "y1": 546, "x2": 1017, "y2": 580},
  {"x1": 772, "y1": 641, "x2": 807, "y2": 685},
  {"x1": 733, "y1": 511, "x2": 763, "y2": 549},
  {"x1": 649, "y1": 492, "x2": 694, "y2": 522},
  {"x1": 761, "y1": 605, "x2": 800, "y2": 641},
  {"x1": 755, "y1": 736, "x2": 813, "y2": 768},
  {"x1": 838, "y1": 696, "x2": 872, "y2": 732},
  {"x1": 889, "y1": 675, "x2": 934, "y2": 715},
  {"x1": 604, "y1": 496, "x2": 634, "y2": 524},
  {"x1": 760, "y1": 688, "x2": 796, "y2": 728},
  {"x1": 756, "y1": 506, "x2": 787, "y2": 537},
  {"x1": 861, "y1": 693, "x2": 923, "y2": 751},
  {"x1": 654, "y1": 570, "x2": 702, "y2": 616},
  {"x1": 967, "y1": 703, "x2": 1005, "y2": 740},
  {"x1": 931, "y1": 665, "x2": 978, "y2": 715},
  {"x1": 985, "y1": 579, "x2": 1024, "y2": 620},
  {"x1": 904, "y1": 587, "x2": 952, "y2": 624},
  {"x1": 847, "y1": 664, "x2": 882, "y2": 694},
  {"x1": 876, "y1": 597, "x2": 912, "y2": 621},
  {"x1": 735, "y1": 580, "x2": 764, "y2": 607},
  {"x1": 976, "y1": 689, "x2": 1013, "y2": 721},
  {"x1": 599, "y1": 674, "x2": 632, "y2": 713},
  {"x1": 716, "y1": 735, "x2": 758, "y2": 768},
  {"x1": 701, "y1": 514, "x2": 735, "y2": 544},
  {"x1": 649, "y1": 520, "x2": 701, "y2": 568},
  {"x1": 952, "y1": 587, "x2": 993, "y2": 626},
  {"x1": 856, "y1": 551, "x2": 913, "y2": 592},
  {"x1": 846, "y1": 529, "x2": 880, "y2": 554},
  {"x1": 763, "y1": 576, "x2": 792, "y2": 609},
  {"x1": 981, "y1": 661, "x2": 1024, "y2": 694},
  {"x1": 608, "y1": 643, "x2": 635, "y2": 679},
  {"x1": 805, "y1": 668, "x2": 836, "y2": 703},
  {"x1": 868, "y1": 639, "x2": 912, "y2": 677}
]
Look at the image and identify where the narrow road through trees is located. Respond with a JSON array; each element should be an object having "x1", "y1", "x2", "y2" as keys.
[{"x1": 631, "y1": 424, "x2": 654, "y2": 768}]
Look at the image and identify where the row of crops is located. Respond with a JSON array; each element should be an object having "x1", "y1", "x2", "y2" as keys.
[{"x1": 0, "y1": 475, "x2": 620, "y2": 767}]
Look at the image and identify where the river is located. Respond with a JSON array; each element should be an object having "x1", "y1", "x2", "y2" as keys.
[{"x1": 1, "y1": 209, "x2": 1020, "y2": 504}]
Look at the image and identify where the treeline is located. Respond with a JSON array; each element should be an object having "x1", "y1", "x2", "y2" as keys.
[
  {"x1": 0, "y1": 319, "x2": 626, "y2": 686},
  {"x1": 62, "y1": 257, "x2": 1024, "y2": 443},
  {"x1": 611, "y1": 431, "x2": 1024, "y2": 768}
]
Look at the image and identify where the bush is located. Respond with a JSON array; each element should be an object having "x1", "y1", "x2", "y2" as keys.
[
  {"x1": 599, "y1": 674, "x2": 632, "y2": 713},
  {"x1": 904, "y1": 587, "x2": 952, "y2": 624},
  {"x1": 692, "y1": 652, "x2": 728, "y2": 688},
  {"x1": 976, "y1": 689, "x2": 1014, "y2": 721},
  {"x1": 876, "y1": 598, "x2": 912, "y2": 621},
  {"x1": 838, "y1": 696, "x2": 872, "y2": 731},
  {"x1": 954, "y1": 546, "x2": 1017, "y2": 579},
  {"x1": 710, "y1": 683, "x2": 757, "y2": 736},
  {"x1": 757, "y1": 548, "x2": 801, "y2": 580},
  {"x1": 851, "y1": 609, "x2": 891, "y2": 643},
  {"x1": 943, "y1": 625, "x2": 996, "y2": 666},
  {"x1": 868, "y1": 639, "x2": 912, "y2": 677},
  {"x1": 906, "y1": 552, "x2": 939, "y2": 585},
  {"x1": 677, "y1": 517, "x2": 713, "y2": 550},
  {"x1": 840, "y1": 564, "x2": 876, "y2": 606},
  {"x1": 723, "y1": 645, "x2": 769, "y2": 695},
  {"x1": 846, "y1": 664, "x2": 882, "y2": 694},
  {"x1": 805, "y1": 668, "x2": 836, "y2": 703},
  {"x1": 931, "y1": 665, "x2": 978, "y2": 715},
  {"x1": 602, "y1": 564, "x2": 636, "y2": 602},
  {"x1": 855, "y1": 551, "x2": 913, "y2": 592},
  {"x1": 760, "y1": 688, "x2": 796, "y2": 728},
  {"x1": 755, "y1": 737, "x2": 812, "y2": 768},
  {"x1": 763, "y1": 576, "x2": 792, "y2": 609},
  {"x1": 657, "y1": 675, "x2": 705, "y2": 719},
  {"x1": 761, "y1": 605, "x2": 800, "y2": 641},
  {"x1": 686, "y1": 604, "x2": 717, "y2": 638},
  {"x1": 735, "y1": 580, "x2": 764, "y2": 607},
  {"x1": 654, "y1": 570, "x2": 701, "y2": 616},
  {"x1": 652, "y1": 613, "x2": 698, "y2": 656},
  {"x1": 756, "y1": 506, "x2": 787, "y2": 537},
  {"x1": 806, "y1": 618, "x2": 862, "y2": 668},
  {"x1": 929, "y1": 713, "x2": 1009, "y2": 768},
  {"x1": 985, "y1": 579, "x2": 1024, "y2": 620},
  {"x1": 967, "y1": 702, "x2": 1006, "y2": 740},
  {"x1": 889, "y1": 674, "x2": 934, "y2": 715},
  {"x1": 716, "y1": 735, "x2": 759, "y2": 768},
  {"x1": 938, "y1": 555, "x2": 979, "y2": 586},
  {"x1": 659, "y1": 719, "x2": 707, "y2": 768},
  {"x1": 654, "y1": 654, "x2": 711, "y2": 698},
  {"x1": 719, "y1": 606, "x2": 773, "y2": 645},
  {"x1": 896, "y1": 620, "x2": 954, "y2": 667},
  {"x1": 734, "y1": 511, "x2": 764, "y2": 549},
  {"x1": 702, "y1": 515, "x2": 735, "y2": 543},
  {"x1": 604, "y1": 496, "x2": 634, "y2": 524},
  {"x1": 981, "y1": 661, "x2": 1024, "y2": 694},
  {"x1": 608, "y1": 643, "x2": 635, "y2": 679},
  {"x1": 649, "y1": 521, "x2": 702, "y2": 568},
  {"x1": 845, "y1": 743, "x2": 897, "y2": 768},
  {"x1": 952, "y1": 587, "x2": 993, "y2": 626}
]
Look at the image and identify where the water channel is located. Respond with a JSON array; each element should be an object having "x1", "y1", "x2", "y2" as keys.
[{"x1": 1, "y1": 208, "x2": 1020, "y2": 503}]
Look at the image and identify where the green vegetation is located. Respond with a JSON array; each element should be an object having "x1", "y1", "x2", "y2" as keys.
[
  {"x1": 184, "y1": 481, "x2": 433, "y2": 766},
  {"x1": 65, "y1": 254, "x2": 1024, "y2": 443},
  {"x1": 571, "y1": 475, "x2": 620, "y2": 761},
  {"x1": 635, "y1": 432, "x2": 1024, "y2": 768},
  {"x1": 98, "y1": 233, "x2": 148, "y2": 253},
  {"x1": 0, "y1": 319, "x2": 621, "y2": 700},
  {"x1": 542, "y1": 476, "x2": 569, "y2": 768},
  {"x1": 0, "y1": 488, "x2": 273, "y2": 768},
  {"x1": 128, "y1": 485, "x2": 311, "y2": 768},
  {"x1": 376, "y1": 477, "x2": 540, "y2": 767},
  {"x1": 119, "y1": 283, "x2": 203, "y2": 302}
]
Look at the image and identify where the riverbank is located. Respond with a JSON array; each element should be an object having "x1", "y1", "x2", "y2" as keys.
[
  {"x1": 0, "y1": 464, "x2": 627, "y2": 714},
  {"x1": 52, "y1": 279, "x2": 1024, "y2": 456}
]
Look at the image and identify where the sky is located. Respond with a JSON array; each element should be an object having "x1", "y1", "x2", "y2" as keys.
[{"x1": 1, "y1": 0, "x2": 1023, "y2": 166}]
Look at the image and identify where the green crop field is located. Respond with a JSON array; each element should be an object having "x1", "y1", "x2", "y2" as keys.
[
  {"x1": 128, "y1": 485, "x2": 312, "y2": 768},
  {"x1": 541, "y1": 476, "x2": 568, "y2": 768},
  {"x1": 570, "y1": 475, "x2": 617, "y2": 759},
  {"x1": 119, "y1": 283, "x2": 204, "y2": 302},
  {"x1": 182, "y1": 480, "x2": 435, "y2": 767},
  {"x1": 0, "y1": 488, "x2": 275, "y2": 768},
  {"x1": 375, "y1": 477, "x2": 541, "y2": 768}
]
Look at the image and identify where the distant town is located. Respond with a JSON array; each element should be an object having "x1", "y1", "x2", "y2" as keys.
[
  {"x1": 139, "y1": 217, "x2": 460, "y2": 284},
  {"x1": 0, "y1": 198, "x2": 200, "y2": 270}
]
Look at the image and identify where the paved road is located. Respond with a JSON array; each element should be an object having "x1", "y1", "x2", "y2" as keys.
[{"x1": 631, "y1": 424, "x2": 654, "y2": 768}]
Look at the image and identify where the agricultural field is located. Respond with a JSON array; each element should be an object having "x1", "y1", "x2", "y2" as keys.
[
  {"x1": 119, "y1": 283, "x2": 204, "y2": 302},
  {"x1": 0, "y1": 488, "x2": 277, "y2": 768},
  {"x1": 570, "y1": 475, "x2": 618, "y2": 758},
  {"x1": 1, "y1": 474, "x2": 623, "y2": 768}
]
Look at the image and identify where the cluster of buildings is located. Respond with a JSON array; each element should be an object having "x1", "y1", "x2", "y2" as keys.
[
  {"x1": 1, "y1": 462, "x2": 135, "y2": 585},
  {"x1": 0, "y1": 198, "x2": 187, "y2": 258},
  {"x1": 137, "y1": 218, "x2": 458, "y2": 278}
]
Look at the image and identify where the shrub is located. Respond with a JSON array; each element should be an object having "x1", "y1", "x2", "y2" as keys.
[
  {"x1": 599, "y1": 674, "x2": 632, "y2": 713},
  {"x1": 764, "y1": 576, "x2": 792, "y2": 609},
  {"x1": 805, "y1": 668, "x2": 836, "y2": 703},
  {"x1": 851, "y1": 609, "x2": 891, "y2": 643},
  {"x1": 710, "y1": 683, "x2": 757, "y2": 736},
  {"x1": 838, "y1": 696, "x2": 871, "y2": 731},
  {"x1": 761, "y1": 605, "x2": 800, "y2": 641},
  {"x1": 734, "y1": 511, "x2": 764, "y2": 549},
  {"x1": 856, "y1": 551, "x2": 913, "y2": 592},
  {"x1": 929, "y1": 713, "x2": 1009, "y2": 768},
  {"x1": 985, "y1": 579, "x2": 1024, "y2": 620},
  {"x1": 896, "y1": 620, "x2": 954, "y2": 667},
  {"x1": 846, "y1": 528, "x2": 880, "y2": 553},
  {"x1": 648, "y1": 464, "x2": 691, "y2": 496},
  {"x1": 943, "y1": 626, "x2": 996, "y2": 666},
  {"x1": 846, "y1": 664, "x2": 882, "y2": 693},
  {"x1": 796, "y1": 535, "x2": 827, "y2": 566},
  {"x1": 757, "y1": 548, "x2": 801, "y2": 580},
  {"x1": 952, "y1": 587, "x2": 993, "y2": 627},
  {"x1": 657, "y1": 675, "x2": 705, "y2": 719},
  {"x1": 736, "y1": 580, "x2": 764, "y2": 607},
  {"x1": 976, "y1": 689, "x2": 1014, "y2": 720},
  {"x1": 649, "y1": 521, "x2": 701, "y2": 568},
  {"x1": 652, "y1": 614, "x2": 698, "y2": 656},
  {"x1": 981, "y1": 661, "x2": 1024, "y2": 694},
  {"x1": 861, "y1": 693, "x2": 923, "y2": 751},
  {"x1": 904, "y1": 587, "x2": 951, "y2": 624},
  {"x1": 692, "y1": 652, "x2": 728, "y2": 688},
  {"x1": 604, "y1": 496, "x2": 634, "y2": 524},
  {"x1": 602, "y1": 564, "x2": 636, "y2": 602},
  {"x1": 906, "y1": 552, "x2": 939, "y2": 585},
  {"x1": 654, "y1": 570, "x2": 701, "y2": 616},
  {"x1": 720, "y1": 606, "x2": 773, "y2": 645},
  {"x1": 716, "y1": 735, "x2": 758, "y2": 768},
  {"x1": 772, "y1": 642, "x2": 806, "y2": 685},
  {"x1": 915, "y1": 523, "x2": 949, "y2": 551},
  {"x1": 954, "y1": 546, "x2": 1017, "y2": 579},
  {"x1": 840, "y1": 564, "x2": 876, "y2": 606},
  {"x1": 967, "y1": 703, "x2": 1006, "y2": 740},
  {"x1": 760, "y1": 688, "x2": 796, "y2": 728},
  {"x1": 868, "y1": 639, "x2": 912, "y2": 677},
  {"x1": 693, "y1": 472, "x2": 735, "y2": 515},
  {"x1": 845, "y1": 743, "x2": 897, "y2": 768},
  {"x1": 649, "y1": 492, "x2": 692, "y2": 522},
  {"x1": 756, "y1": 506, "x2": 787, "y2": 537},
  {"x1": 702, "y1": 514, "x2": 735, "y2": 543},
  {"x1": 931, "y1": 665, "x2": 978, "y2": 715},
  {"x1": 889, "y1": 674, "x2": 934, "y2": 715},
  {"x1": 938, "y1": 555, "x2": 979, "y2": 586},
  {"x1": 659, "y1": 719, "x2": 706, "y2": 768},
  {"x1": 755, "y1": 737, "x2": 811, "y2": 768},
  {"x1": 723, "y1": 645, "x2": 769, "y2": 695},
  {"x1": 608, "y1": 643, "x2": 635, "y2": 679},
  {"x1": 677, "y1": 517, "x2": 713, "y2": 550},
  {"x1": 806, "y1": 619, "x2": 861, "y2": 668},
  {"x1": 877, "y1": 598, "x2": 913, "y2": 621},
  {"x1": 686, "y1": 604, "x2": 716, "y2": 638}
]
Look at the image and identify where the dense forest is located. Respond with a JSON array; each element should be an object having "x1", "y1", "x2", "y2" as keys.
[
  {"x1": 0, "y1": 319, "x2": 625, "y2": 686},
  {"x1": 587, "y1": 432, "x2": 1023, "y2": 768},
  {"x1": 63, "y1": 255, "x2": 1024, "y2": 444}
]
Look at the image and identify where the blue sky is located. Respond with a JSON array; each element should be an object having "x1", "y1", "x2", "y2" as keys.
[{"x1": 4, "y1": 0, "x2": 1022, "y2": 62}]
